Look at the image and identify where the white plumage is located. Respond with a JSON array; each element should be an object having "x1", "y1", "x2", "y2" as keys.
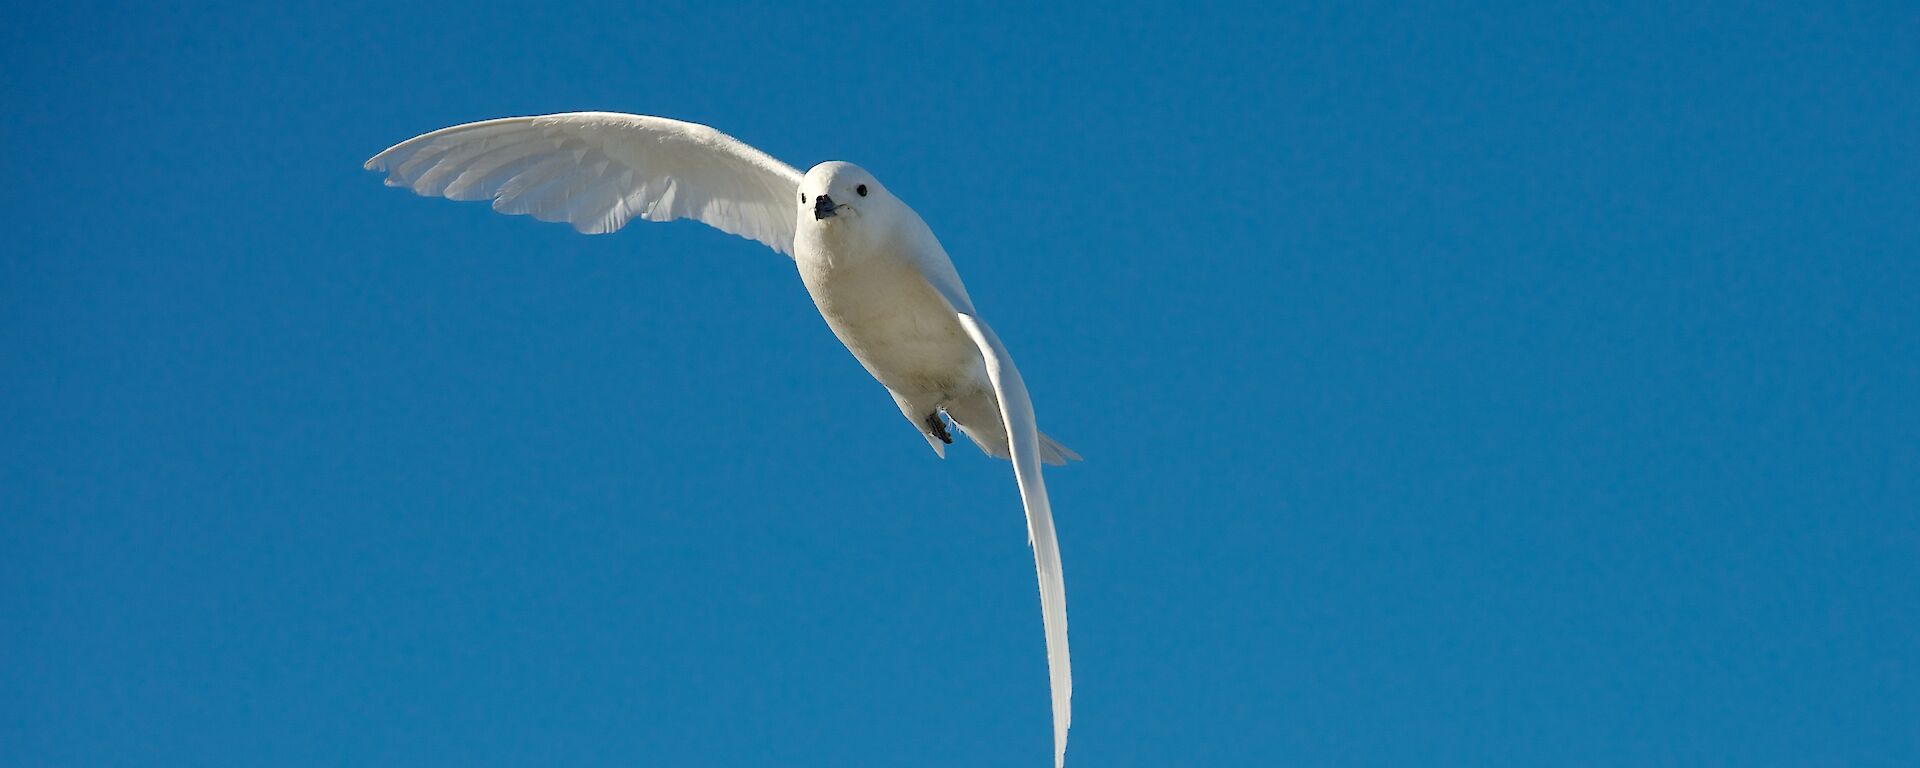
[
  {"x1": 368, "y1": 112, "x2": 801, "y2": 248},
  {"x1": 368, "y1": 112, "x2": 1079, "y2": 768}
]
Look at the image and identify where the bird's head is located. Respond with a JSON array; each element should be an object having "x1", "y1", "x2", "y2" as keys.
[{"x1": 800, "y1": 161, "x2": 891, "y2": 226}]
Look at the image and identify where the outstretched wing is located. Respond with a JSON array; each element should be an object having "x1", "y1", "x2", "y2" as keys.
[
  {"x1": 954, "y1": 311, "x2": 1073, "y2": 768},
  {"x1": 365, "y1": 112, "x2": 804, "y2": 255}
]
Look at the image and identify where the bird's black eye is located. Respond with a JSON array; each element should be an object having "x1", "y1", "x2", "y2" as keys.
[
  {"x1": 800, "y1": 192, "x2": 807, "y2": 204},
  {"x1": 856, "y1": 184, "x2": 868, "y2": 197}
]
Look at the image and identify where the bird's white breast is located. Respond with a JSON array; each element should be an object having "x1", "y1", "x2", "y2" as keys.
[{"x1": 795, "y1": 223, "x2": 984, "y2": 400}]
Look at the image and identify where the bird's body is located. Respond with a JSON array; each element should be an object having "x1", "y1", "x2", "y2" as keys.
[
  {"x1": 795, "y1": 162, "x2": 1075, "y2": 464},
  {"x1": 803, "y1": 240, "x2": 998, "y2": 449},
  {"x1": 366, "y1": 114, "x2": 1077, "y2": 767}
]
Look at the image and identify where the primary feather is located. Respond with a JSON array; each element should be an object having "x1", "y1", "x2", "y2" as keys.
[
  {"x1": 956, "y1": 313, "x2": 1073, "y2": 768},
  {"x1": 365, "y1": 112, "x2": 803, "y2": 253}
]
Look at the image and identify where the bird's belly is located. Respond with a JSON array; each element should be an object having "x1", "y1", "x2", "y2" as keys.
[{"x1": 800, "y1": 254, "x2": 982, "y2": 398}]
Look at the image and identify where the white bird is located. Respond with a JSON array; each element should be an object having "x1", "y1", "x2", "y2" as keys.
[{"x1": 366, "y1": 112, "x2": 1080, "y2": 767}]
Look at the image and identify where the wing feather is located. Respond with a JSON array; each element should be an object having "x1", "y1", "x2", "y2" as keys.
[
  {"x1": 954, "y1": 313, "x2": 1073, "y2": 768},
  {"x1": 366, "y1": 112, "x2": 804, "y2": 256}
]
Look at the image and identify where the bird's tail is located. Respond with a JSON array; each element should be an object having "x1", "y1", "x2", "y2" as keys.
[
  {"x1": 945, "y1": 394, "x2": 1080, "y2": 466},
  {"x1": 971, "y1": 428, "x2": 1079, "y2": 466},
  {"x1": 1038, "y1": 432, "x2": 1082, "y2": 466}
]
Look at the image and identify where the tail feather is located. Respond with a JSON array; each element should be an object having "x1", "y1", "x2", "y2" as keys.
[
  {"x1": 941, "y1": 393, "x2": 1079, "y2": 467},
  {"x1": 1038, "y1": 432, "x2": 1081, "y2": 465},
  {"x1": 959, "y1": 425, "x2": 1080, "y2": 466}
]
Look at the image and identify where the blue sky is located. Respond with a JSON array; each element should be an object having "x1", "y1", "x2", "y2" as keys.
[{"x1": 5, "y1": 1, "x2": 1917, "y2": 765}]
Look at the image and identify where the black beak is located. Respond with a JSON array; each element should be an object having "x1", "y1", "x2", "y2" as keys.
[{"x1": 813, "y1": 193, "x2": 838, "y2": 221}]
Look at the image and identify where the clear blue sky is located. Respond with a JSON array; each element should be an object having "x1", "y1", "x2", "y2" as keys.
[{"x1": 5, "y1": 1, "x2": 1916, "y2": 765}]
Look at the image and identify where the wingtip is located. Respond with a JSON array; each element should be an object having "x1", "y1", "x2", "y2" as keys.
[{"x1": 1055, "y1": 701, "x2": 1071, "y2": 768}]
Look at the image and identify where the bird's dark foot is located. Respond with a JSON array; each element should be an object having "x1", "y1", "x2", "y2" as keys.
[{"x1": 925, "y1": 412, "x2": 954, "y2": 445}]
